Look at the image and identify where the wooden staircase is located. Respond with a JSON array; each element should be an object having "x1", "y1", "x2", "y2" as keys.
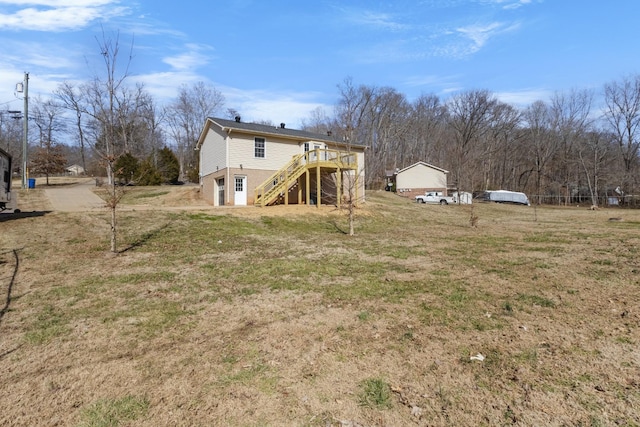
[
  {"x1": 254, "y1": 153, "x2": 307, "y2": 207},
  {"x1": 254, "y1": 148, "x2": 358, "y2": 207}
]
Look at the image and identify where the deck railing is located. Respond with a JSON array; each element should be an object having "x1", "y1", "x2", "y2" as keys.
[{"x1": 254, "y1": 148, "x2": 357, "y2": 207}]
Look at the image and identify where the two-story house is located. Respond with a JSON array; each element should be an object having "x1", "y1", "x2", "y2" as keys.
[{"x1": 196, "y1": 117, "x2": 366, "y2": 207}]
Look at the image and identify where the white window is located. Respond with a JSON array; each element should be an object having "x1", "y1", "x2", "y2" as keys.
[{"x1": 255, "y1": 137, "x2": 265, "y2": 158}]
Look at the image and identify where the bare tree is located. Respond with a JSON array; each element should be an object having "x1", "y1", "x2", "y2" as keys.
[
  {"x1": 335, "y1": 79, "x2": 375, "y2": 139},
  {"x1": 481, "y1": 101, "x2": 521, "y2": 191},
  {"x1": 603, "y1": 74, "x2": 640, "y2": 198},
  {"x1": 300, "y1": 106, "x2": 332, "y2": 134},
  {"x1": 446, "y1": 89, "x2": 498, "y2": 194},
  {"x1": 406, "y1": 94, "x2": 447, "y2": 166},
  {"x1": 337, "y1": 126, "x2": 363, "y2": 237},
  {"x1": 369, "y1": 87, "x2": 411, "y2": 178},
  {"x1": 165, "y1": 82, "x2": 225, "y2": 182},
  {"x1": 578, "y1": 129, "x2": 613, "y2": 207},
  {"x1": 55, "y1": 82, "x2": 90, "y2": 173},
  {"x1": 30, "y1": 97, "x2": 66, "y2": 185},
  {"x1": 137, "y1": 90, "x2": 164, "y2": 168},
  {"x1": 549, "y1": 89, "x2": 593, "y2": 205},
  {"x1": 335, "y1": 78, "x2": 410, "y2": 188},
  {"x1": 333, "y1": 78, "x2": 373, "y2": 235},
  {"x1": 81, "y1": 31, "x2": 136, "y2": 253},
  {"x1": 522, "y1": 100, "x2": 556, "y2": 204},
  {"x1": 225, "y1": 108, "x2": 241, "y2": 120}
]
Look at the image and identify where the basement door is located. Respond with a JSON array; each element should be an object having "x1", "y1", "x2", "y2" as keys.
[{"x1": 234, "y1": 175, "x2": 247, "y2": 206}]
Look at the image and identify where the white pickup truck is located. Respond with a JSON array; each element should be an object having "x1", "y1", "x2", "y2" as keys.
[{"x1": 415, "y1": 192, "x2": 455, "y2": 205}]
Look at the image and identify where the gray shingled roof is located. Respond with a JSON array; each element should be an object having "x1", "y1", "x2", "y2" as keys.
[{"x1": 208, "y1": 117, "x2": 366, "y2": 147}]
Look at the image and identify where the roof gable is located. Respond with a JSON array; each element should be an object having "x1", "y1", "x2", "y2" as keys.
[{"x1": 397, "y1": 161, "x2": 449, "y2": 175}]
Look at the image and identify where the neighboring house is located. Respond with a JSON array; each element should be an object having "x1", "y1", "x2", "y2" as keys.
[
  {"x1": 196, "y1": 117, "x2": 366, "y2": 207},
  {"x1": 393, "y1": 161, "x2": 449, "y2": 200},
  {"x1": 65, "y1": 164, "x2": 85, "y2": 176}
]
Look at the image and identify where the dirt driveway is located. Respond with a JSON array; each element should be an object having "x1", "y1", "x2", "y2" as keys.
[
  {"x1": 43, "y1": 178, "x2": 106, "y2": 212},
  {"x1": 25, "y1": 177, "x2": 334, "y2": 216}
]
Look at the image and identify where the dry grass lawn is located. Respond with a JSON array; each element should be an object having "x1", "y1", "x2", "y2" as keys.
[{"x1": 0, "y1": 187, "x2": 639, "y2": 426}]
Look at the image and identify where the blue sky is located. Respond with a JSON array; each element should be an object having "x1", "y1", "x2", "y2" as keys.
[{"x1": 1, "y1": 0, "x2": 640, "y2": 129}]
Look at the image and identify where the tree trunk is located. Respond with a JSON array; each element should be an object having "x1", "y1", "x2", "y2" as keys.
[
  {"x1": 348, "y1": 202, "x2": 355, "y2": 236},
  {"x1": 110, "y1": 182, "x2": 117, "y2": 253}
]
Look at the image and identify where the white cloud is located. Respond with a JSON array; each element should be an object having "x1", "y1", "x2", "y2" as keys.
[
  {"x1": 0, "y1": 0, "x2": 128, "y2": 31},
  {"x1": 0, "y1": 1, "x2": 115, "y2": 5},
  {"x1": 457, "y1": 22, "x2": 501, "y2": 48},
  {"x1": 352, "y1": 38, "x2": 425, "y2": 64},
  {"x1": 403, "y1": 74, "x2": 465, "y2": 97},
  {"x1": 495, "y1": 88, "x2": 552, "y2": 106},
  {"x1": 162, "y1": 44, "x2": 213, "y2": 71},
  {"x1": 440, "y1": 86, "x2": 465, "y2": 96},
  {"x1": 404, "y1": 74, "x2": 451, "y2": 87},
  {"x1": 353, "y1": 10, "x2": 410, "y2": 31},
  {"x1": 222, "y1": 87, "x2": 331, "y2": 129},
  {"x1": 479, "y1": 0, "x2": 533, "y2": 10},
  {"x1": 0, "y1": 66, "x2": 77, "y2": 114},
  {"x1": 455, "y1": 21, "x2": 520, "y2": 54},
  {"x1": 502, "y1": 1, "x2": 530, "y2": 10},
  {"x1": 1, "y1": 38, "x2": 80, "y2": 71},
  {"x1": 457, "y1": 22, "x2": 498, "y2": 49},
  {"x1": 0, "y1": 41, "x2": 78, "y2": 110},
  {"x1": 338, "y1": 6, "x2": 410, "y2": 32},
  {"x1": 351, "y1": 16, "x2": 523, "y2": 62},
  {"x1": 137, "y1": 71, "x2": 203, "y2": 101}
]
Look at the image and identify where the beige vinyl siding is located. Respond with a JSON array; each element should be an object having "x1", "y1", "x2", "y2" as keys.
[
  {"x1": 356, "y1": 151, "x2": 365, "y2": 177},
  {"x1": 228, "y1": 135, "x2": 301, "y2": 171},
  {"x1": 396, "y1": 164, "x2": 447, "y2": 190},
  {"x1": 199, "y1": 127, "x2": 227, "y2": 176},
  {"x1": 356, "y1": 151, "x2": 366, "y2": 201}
]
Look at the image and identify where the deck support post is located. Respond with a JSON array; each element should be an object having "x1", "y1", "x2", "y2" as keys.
[{"x1": 316, "y1": 165, "x2": 321, "y2": 208}]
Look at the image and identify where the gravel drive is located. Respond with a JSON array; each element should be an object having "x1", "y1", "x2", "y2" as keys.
[{"x1": 43, "y1": 178, "x2": 105, "y2": 212}]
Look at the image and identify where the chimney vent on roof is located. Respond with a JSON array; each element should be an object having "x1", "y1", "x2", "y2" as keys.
[
  {"x1": 234, "y1": 115, "x2": 241, "y2": 123},
  {"x1": 280, "y1": 123, "x2": 285, "y2": 129}
]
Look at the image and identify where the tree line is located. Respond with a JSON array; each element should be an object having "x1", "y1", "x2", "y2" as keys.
[
  {"x1": 303, "y1": 77, "x2": 640, "y2": 207},
  {"x1": 1, "y1": 36, "x2": 638, "y2": 208}
]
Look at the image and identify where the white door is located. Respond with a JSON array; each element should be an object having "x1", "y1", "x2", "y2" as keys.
[{"x1": 234, "y1": 176, "x2": 247, "y2": 206}]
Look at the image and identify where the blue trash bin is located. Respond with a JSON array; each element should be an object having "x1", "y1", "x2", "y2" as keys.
[{"x1": 28, "y1": 178, "x2": 35, "y2": 189}]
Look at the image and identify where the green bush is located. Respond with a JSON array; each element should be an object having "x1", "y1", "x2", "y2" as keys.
[
  {"x1": 157, "y1": 147, "x2": 180, "y2": 184},
  {"x1": 114, "y1": 153, "x2": 139, "y2": 185},
  {"x1": 136, "y1": 160, "x2": 162, "y2": 186}
]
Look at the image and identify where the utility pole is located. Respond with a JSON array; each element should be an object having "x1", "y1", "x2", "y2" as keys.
[{"x1": 22, "y1": 72, "x2": 29, "y2": 189}]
